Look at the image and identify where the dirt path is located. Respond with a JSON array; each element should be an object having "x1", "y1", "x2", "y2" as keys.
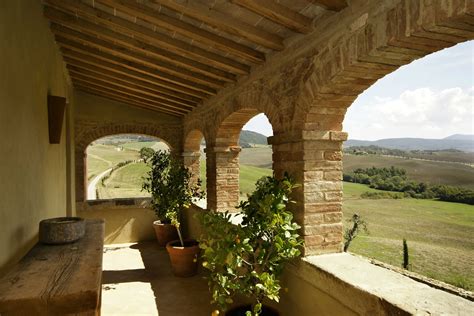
[{"x1": 87, "y1": 168, "x2": 112, "y2": 200}]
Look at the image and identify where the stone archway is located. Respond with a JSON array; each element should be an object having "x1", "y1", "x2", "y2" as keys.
[{"x1": 75, "y1": 120, "x2": 181, "y2": 202}]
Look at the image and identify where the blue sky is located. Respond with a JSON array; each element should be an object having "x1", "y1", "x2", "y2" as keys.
[{"x1": 243, "y1": 40, "x2": 473, "y2": 140}]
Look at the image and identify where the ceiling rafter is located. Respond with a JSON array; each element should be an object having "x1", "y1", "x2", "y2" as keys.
[
  {"x1": 56, "y1": 38, "x2": 217, "y2": 96},
  {"x1": 43, "y1": 0, "x2": 250, "y2": 74},
  {"x1": 308, "y1": 0, "x2": 348, "y2": 11},
  {"x1": 67, "y1": 65, "x2": 199, "y2": 108},
  {"x1": 71, "y1": 73, "x2": 194, "y2": 112},
  {"x1": 75, "y1": 85, "x2": 184, "y2": 117},
  {"x1": 232, "y1": 0, "x2": 313, "y2": 34},
  {"x1": 69, "y1": 68, "x2": 196, "y2": 109},
  {"x1": 61, "y1": 49, "x2": 210, "y2": 100},
  {"x1": 44, "y1": 7, "x2": 236, "y2": 82},
  {"x1": 151, "y1": 0, "x2": 284, "y2": 51},
  {"x1": 96, "y1": 0, "x2": 265, "y2": 64},
  {"x1": 51, "y1": 24, "x2": 226, "y2": 89}
]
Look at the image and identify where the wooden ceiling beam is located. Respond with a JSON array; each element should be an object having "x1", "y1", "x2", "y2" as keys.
[
  {"x1": 73, "y1": 78, "x2": 188, "y2": 115},
  {"x1": 96, "y1": 0, "x2": 265, "y2": 64},
  {"x1": 232, "y1": 0, "x2": 313, "y2": 34},
  {"x1": 151, "y1": 0, "x2": 284, "y2": 51},
  {"x1": 71, "y1": 73, "x2": 193, "y2": 112},
  {"x1": 51, "y1": 24, "x2": 226, "y2": 89},
  {"x1": 68, "y1": 67, "x2": 196, "y2": 109},
  {"x1": 56, "y1": 38, "x2": 216, "y2": 96},
  {"x1": 308, "y1": 0, "x2": 348, "y2": 11},
  {"x1": 67, "y1": 65, "x2": 199, "y2": 107},
  {"x1": 43, "y1": 0, "x2": 250, "y2": 75},
  {"x1": 44, "y1": 7, "x2": 236, "y2": 82},
  {"x1": 61, "y1": 48, "x2": 209, "y2": 100},
  {"x1": 75, "y1": 85, "x2": 184, "y2": 117}
]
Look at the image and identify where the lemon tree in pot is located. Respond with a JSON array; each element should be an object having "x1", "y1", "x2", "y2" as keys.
[
  {"x1": 143, "y1": 150, "x2": 205, "y2": 277},
  {"x1": 199, "y1": 174, "x2": 303, "y2": 315}
]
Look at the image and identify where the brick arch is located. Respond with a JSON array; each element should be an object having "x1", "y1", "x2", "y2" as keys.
[
  {"x1": 184, "y1": 129, "x2": 206, "y2": 152},
  {"x1": 75, "y1": 120, "x2": 182, "y2": 202},
  {"x1": 296, "y1": 1, "x2": 474, "y2": 131}
]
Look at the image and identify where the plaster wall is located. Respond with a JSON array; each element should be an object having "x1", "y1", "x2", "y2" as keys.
[
  {"x1": 0, "y1": 0, "x2": 73, "y2": 275},
  {"x1": 76, "y1": 199, "x2": 156, "y2": 244}
]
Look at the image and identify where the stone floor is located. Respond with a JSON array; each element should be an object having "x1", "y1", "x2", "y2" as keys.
[{"x1": 101, "y1": 242, "x2": 214, "y2": 316}]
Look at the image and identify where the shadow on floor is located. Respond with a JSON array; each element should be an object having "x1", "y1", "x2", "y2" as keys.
[{"x1": 102, "y1": 242, "x2": 213, "y2": 316}]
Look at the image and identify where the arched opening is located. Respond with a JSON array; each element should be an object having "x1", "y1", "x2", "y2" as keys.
[
  {"x1": 341, "y1": 41, "x2": 474, "y2": 290},
  {"x1": 86, "y1": 134, "x2": 170, "y2": 200},
  {"x1": 183, "y1": 129, "x2": 207, "y2": 208}
]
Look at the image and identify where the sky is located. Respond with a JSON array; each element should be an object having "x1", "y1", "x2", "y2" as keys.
[{"x1": 243, "y1": 40, "x2": 473, "y2": 140}]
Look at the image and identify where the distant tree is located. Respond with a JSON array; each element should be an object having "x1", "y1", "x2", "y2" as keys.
[
  {"x1": 343, "y1": 214, "x2": 368, "y2": 252},
  {"x1": 402, "y1": 239, "x2": 409, "y2": 270},
  {"x1": 140, "y1": 147, "x2": 155, "y2": 163}
]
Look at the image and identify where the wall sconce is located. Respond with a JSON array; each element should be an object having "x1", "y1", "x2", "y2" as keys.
[{"x1": 47, "y1": 95, "x2": 66, "y2": 144}]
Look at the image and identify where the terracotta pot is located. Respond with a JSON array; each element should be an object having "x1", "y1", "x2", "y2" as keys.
[
  {"x1": 166, "y1": 239, "x2": 200, "y2": 277},
  {"x1": 152, "y1": 221, "x2": 179, "y2": 247},
  {"x1": 225, "y1": 305, "x2": 279, "y2": 316}
]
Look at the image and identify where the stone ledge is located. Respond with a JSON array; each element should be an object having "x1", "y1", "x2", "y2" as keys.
[
  {"x1": 77, "y1": 197, "x2": 152, "y2": 211},
  {"x1": 298, "y1": 253, "x2": 474, "y2": 315}
]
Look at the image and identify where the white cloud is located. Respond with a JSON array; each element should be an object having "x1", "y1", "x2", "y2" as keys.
[{"x1": 344, "y1": 87, "x2": 474, "y2": 140}]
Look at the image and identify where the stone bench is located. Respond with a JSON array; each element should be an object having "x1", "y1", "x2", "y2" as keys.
[{"x1": 0, "y1": 219, "x2": 104, "y2": 315}]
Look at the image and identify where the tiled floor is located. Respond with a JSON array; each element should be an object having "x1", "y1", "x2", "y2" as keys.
[{"x1": 101, "y1": 242, "x2": 213, "y2": 316}]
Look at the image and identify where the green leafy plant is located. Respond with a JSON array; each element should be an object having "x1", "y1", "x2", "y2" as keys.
[
  {"x1": 139, "y1": 147, "x2": 155, "y2": 163},
  {"x1": 343, "y1": 213, "x2": 368, "y2": 252},
  {"x1": 142, "y1": 150, "x2": 205, "y2": 246},
  {"x1": 199, "y1": 174, "x2": 303, "y2": 315}
]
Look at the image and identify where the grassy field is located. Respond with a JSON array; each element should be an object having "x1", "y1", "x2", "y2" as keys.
[
  {"x1": 344, "y1": 154, "x2": 474, "y2": 190},
  {"x1": 98, "y1": 162, "x2": 151, "y2": 199},
  {"x1": 343, "y1": 182, "x2": 474, "y2": 290}
]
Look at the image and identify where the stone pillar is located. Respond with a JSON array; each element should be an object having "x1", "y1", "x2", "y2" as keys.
[
  {"x1": 270, "y1": 130, "x2": 347, "y2": 256},
  {"x1": 182, "y1": 151, "x2": 201, "y2": 186},
  {"x1": 205, "y1": 146, "x2": 241, "y2": 212},
  {"x1": 74, "y1": 150, "x2": 86, "y2": 202}
]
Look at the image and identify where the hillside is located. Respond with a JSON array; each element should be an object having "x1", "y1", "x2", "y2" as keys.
[
  {"x1": 239, "y1": 130, "x2": 268, "y2": 146},
  {"x1": 345, "y1": 135, "x2": 474, "y2": 152}
]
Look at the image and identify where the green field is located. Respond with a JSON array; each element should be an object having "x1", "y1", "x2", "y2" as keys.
[
  {"x1": 343, "y1": 182, "x2": 474, "y2": 290},
  {"x1": 87, "y1": 142, "x2": 474, "y2": 290}
]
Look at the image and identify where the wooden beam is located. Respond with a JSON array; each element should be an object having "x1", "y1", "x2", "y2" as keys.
[
  {"x1": 70, "y1": 69, "x2": 195, "y2": 110},
  {"x1": 67, "y1": 65, "x2": 199, "y2": 108},
  {"x1": 71, "y1": 73, "x2": 193, "y2": 112},
  {"x1": 51, "y1": 24, "x2": 226, "y2": 88},
  {"x1": 73, "y1": 80, "x2": 187, "y2": 116},
  {"x1": 56, "y1": 38, "x2": 216, "y2": 97},
  {"x1": 151, "y1": 0, "x2": 284, "y2": 51},
  {"x1": 97, "y1": 0, "x2": 265, "y2": 64},
  {"x1": 308, "y1": 0, "x2": 348, "y2": 11},
  {"x1": 75, "y1": 86, "x2": 183, "y2": 117},
  {"x1": 43, "y1": 0, "x2": 250, "y2": 74},
  {"x1": 232, "y1": 0, "x2": 312, "y2": 33},
  {"x1": 44, "y1": 7, "x2": 236, "y2": 82}
]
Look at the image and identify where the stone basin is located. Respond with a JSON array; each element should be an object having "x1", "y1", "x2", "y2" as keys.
[{"x1": 39, "y1": 217, "x2": 86, "y2": 244}]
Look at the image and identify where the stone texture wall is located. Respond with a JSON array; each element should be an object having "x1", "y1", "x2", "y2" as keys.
[{"x1": 183, "y1": 0, "x2": 474, "y2": 255}]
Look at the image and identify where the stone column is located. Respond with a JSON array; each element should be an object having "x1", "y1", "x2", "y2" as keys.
[
  {"x1": 74, "y1": 150, "x2": 86, "y2": 202},
  {"x1": 182, "y1": 151, "x2": 201, "y2": 186},
  {"x1": 205, "y1": 146, "x2": 241, "y2": 212},
  {"x1": 270, "y1": 130, "x2": 347, "y2": 256}
]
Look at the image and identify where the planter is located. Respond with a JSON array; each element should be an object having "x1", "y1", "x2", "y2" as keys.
[
  {"x1": 166, "y1": 239, "x2": 200, "y2": 277},
  {"x1": 39, "y1": 217, "x2": 85, "y2": 244},
  {"x1": 153, "y1": 220, "x2": 179, "y2": 247},
  {"x1": 226, "y1": 305, "x2": 279, "y2": 316}
]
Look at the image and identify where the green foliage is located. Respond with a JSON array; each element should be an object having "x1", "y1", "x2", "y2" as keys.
[
  {"x1": 344, "y1": 166, "x2": 474, "y2": 205},
  {"x1": 199, "y1": 174, "x2": 303, "y2": 315},
  {"x1": 402, "y1": 239, "x2": 409, "y2": 270},
  {"x1": 360, "y1": 191, "x2": 404, "y2": 199},
  {"x1": 139, "y1": 147, "x2": 155, "y2": 163},
  {"x1": 142, "y1": 150, "x2": 205, "y2": 245},
  {"x1": 343, "y1": 214, "x2": 368, "y2": 252}
]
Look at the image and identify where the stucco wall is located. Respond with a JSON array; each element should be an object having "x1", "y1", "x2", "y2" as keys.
[
  {"x1": 0, "y1": 0, "x2": 73, "y2": 275},
  {"x1": 76, "y1": 199, "x2": 157, "y2": 244}
]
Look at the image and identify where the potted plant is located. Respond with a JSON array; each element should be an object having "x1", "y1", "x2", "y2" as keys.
[
  {"x1": 199, "y1": 174, "x2": 303, "y2": 315},
  {"x1": 142, "y1": 150, "x2": 205, "y2": 277}
]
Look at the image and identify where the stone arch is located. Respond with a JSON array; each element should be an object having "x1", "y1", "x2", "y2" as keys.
[
  {"x1": 75, "y1": 120, "x2": 182, "y2": 202},
  {"x1": 183, "y1": 129, "x2": 206, "y2": 189}
]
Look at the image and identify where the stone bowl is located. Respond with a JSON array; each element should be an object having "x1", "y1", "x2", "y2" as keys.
[{"x1": 39, "y1": 217, "x2": 86, "y2": 245}]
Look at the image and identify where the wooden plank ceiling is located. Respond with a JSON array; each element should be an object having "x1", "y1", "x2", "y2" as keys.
[{"x1": 43, "y1": 0, "x2": 347, "y2": 117}]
